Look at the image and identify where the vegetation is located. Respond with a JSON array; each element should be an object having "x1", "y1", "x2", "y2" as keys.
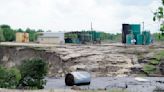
[
  {"x1": 143, "y1": 50, "x2": 164, "y2": 75},
  {"x1": 25, "y1": 28, "x2": 38, "y2": 42},
  {"x1": 153, "y1": 0, "x2": 164, "y2": 36},
  {"x1": 149, "y1": 60, "x2": 160, "y2": 65},
  {"x1": 0, "y1": 28, "x2": 5, "y2": 42},
  {"x1": 0, "y1": 25, "x2": 15, "y2": 41},
  {"x1": 152, "y1": 33, "x2": 164, "y2": 41},
  {"x1": 143, "y1": 64, "x2": 156, "y2": 74},
  {"x1": 0, "y1": 24, "x2": 44, "y2": 42},
  {"x1": 18, "y1": 58, "x2": 48, "y2": 89},
  {"x1": 0, "y1": 58, "x2": 48, "y2": 89},
  {"x1": 0, "y1": 66, "x2": 21, "y2": 89}
]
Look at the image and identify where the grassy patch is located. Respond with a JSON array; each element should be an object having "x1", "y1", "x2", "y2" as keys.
[
  {"x1": 143, "y1": 64, "x2": 156, "y2": 74},
  {"x1": 158, "y1": 50, "x2": 164, "y2": 59},
  {"x1": 149, "y1": 60, "x2": 160, "y2": 65},
  {"x1": 154, "y1": 50, "x2": 164, "y2": 60}
]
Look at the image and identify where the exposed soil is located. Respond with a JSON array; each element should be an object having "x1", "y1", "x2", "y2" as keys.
[{"x1": 0, "y1": 42, "x2": 163, "y2": 77}]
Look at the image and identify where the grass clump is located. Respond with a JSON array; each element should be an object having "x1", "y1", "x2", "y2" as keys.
[
  {"x1": 154, "y1": 50, "x2": 164, "y2": 61},
  {"x1": 143, "y1": 64, "x2": 156, "y2": 74},
  {"x1": 149, "y1": 60, "x2": 160, "y2": 65}
]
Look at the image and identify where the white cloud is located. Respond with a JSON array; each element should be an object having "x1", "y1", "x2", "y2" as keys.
[{"x1": 0, "y1": 0, "x2": 161, "y2": 33}]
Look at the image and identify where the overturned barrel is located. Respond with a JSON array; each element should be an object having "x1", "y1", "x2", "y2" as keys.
[{"x1": 65, "y1": 71, "x2": 91, "y2": 86}]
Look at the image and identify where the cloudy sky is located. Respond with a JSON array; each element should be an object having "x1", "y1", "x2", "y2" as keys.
[{"x1": 0, "y1": 0, "x2": 161, "y2": 33}]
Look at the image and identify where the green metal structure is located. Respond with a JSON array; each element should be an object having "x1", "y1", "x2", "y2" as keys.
[
  {"x1": 126, "y1": 34, "x2": 132, "y2": 45},
  {"x1": 130, "y1": 24, "x2": 141, "y2": 40},
  {"x1": 136, "y1": 34, "x2": 143, "y2": 45},
  {"x1": 142, "y1": 31, "x2": 151, "y2": 45},
  {"x1": 123, "y1": 24, "x2": 151, "y2": 45}
]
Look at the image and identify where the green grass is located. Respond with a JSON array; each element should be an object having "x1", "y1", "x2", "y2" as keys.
[
  {"x1": 158, "y1": 50, "x2": 164, "y2": 59},
  {"x1": 149, "y1": 60, "x2": 160, "y2": 65},
  {"x1": 143, "y1": 64, "x2": 156, "y2": 74},
  {"x1": 153, "y1": 50, "x2": 164, "y2": 61}
]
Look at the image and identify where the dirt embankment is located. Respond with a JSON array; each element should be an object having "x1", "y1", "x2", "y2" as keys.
[
  {"x1": 0, "y1": 43, "x2": 160, "y2": 77},
  {"x1": 0, "y1": 46, "x2": 64, "y2": 77}
]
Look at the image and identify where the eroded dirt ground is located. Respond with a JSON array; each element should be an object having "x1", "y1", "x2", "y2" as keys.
[{"x1": 0, "y1": 42, "x2": 163, "y2": 77}]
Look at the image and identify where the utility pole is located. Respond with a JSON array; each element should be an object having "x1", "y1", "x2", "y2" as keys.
[
  {"x1": 142, "y1": 21, "x2": 144, "y2": 31},
  {"x1": 91, "y1": 22, "x2": 93, "y2": 42},
  {"x1": 142, "y1": 21, "x2": 146, "y2": 45},
  {"x1": 91, "y1": 22, "x2": 93, "y2": 31}
]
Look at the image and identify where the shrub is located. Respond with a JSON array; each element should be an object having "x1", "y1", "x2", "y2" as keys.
[
  {"x1": 19, "y1": 58, "x2": 48, "y2": 89},
  {"x1": 143, "y1": 64, "x2": 156, "y2": 74},
  {"x1": 0, "y1": 66, "x2": 21, "y2": 88}
]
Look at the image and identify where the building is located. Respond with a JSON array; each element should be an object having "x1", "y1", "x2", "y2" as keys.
[
  {"x1": 16, "y1": 32, "x2": 29, "y2": 43},
  {"x1": 37, "y1": 32, "x2": 65, "y2": 44}
]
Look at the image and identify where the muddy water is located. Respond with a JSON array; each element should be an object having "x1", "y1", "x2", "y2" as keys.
[{"x1": 45, "y1": 77, "x2": 164, "y2": 92}]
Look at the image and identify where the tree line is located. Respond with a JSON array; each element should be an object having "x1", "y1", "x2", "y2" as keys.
[{"x1": 0, "y1": 24, "x2": 44, "y2": 42}]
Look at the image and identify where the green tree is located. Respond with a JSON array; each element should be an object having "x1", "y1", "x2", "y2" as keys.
[
  {"x1": 25, "y1": 28, "x2": 38, "y2": 42},
  {"x1": 0, "y1": 66, "x2": 21, "y2": 89},
  {"x1": 17, "y1": 28, "x2": 24, "y2": 32},
  {"x1": 0, "y1": 25, "x2": 15, "y2": 41},
  {"x1": 19, "y1": 58, "x2": 48, "y2": 89},
  {"x1": 37, "y1": 29, "x2": 44, "y2": 32},
  {"x1": 153, "y1": 0, "x2": 164, "y2": 36},
  {"x1": 0, "y1": 28, "x2": 5, "y2": 42},
  {"x1": 0, "y1": 25, "x2": 11, "y2": 29}
]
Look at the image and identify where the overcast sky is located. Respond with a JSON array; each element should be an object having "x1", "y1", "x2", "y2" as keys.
[{"x1": 0, "y1": 0, "x2": 161, "y2": 33}]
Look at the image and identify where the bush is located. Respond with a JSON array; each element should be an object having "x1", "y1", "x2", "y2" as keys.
[
  {"x1": 19, "y1": 58, "x2": 48, "y2": 89},
  {"x1": 0, "y1": 25, "x2": 15, "y2": 41},
  {"x1": 143, "y1": 64, "x2": 156, "y2": 74},
  {"x1": 0, "y1": 28, "x2": 5, "y2": 42},
  {"x1": 0, "y1": 66, "x2": 21, "y2": 88}
]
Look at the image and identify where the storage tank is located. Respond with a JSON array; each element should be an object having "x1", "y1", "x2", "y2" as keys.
[
  {"x1": 130, "y1": 24, "x2": 141, "y2": 34},
  {"x1": 126, "y1": 34, "x2": 132, "y2": 45},
  {"x1": 142, "y1": 31, "x2": 151, "y2": 45},
  {"x1": 136, "y1": 34, "x2": 143, "y2": 45},
  {"x1": 65, "y1": 71, "x2": 91, "y2": 86},
  {"x1": 130, "y1": 24, "x2": 141, "y2": 40},
  {"x1": 122, "y1": 24, "x2": 131, "y2": 43},
  {"x1": 16, "y1": 32, "x2": 29, "y2": 43}
]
